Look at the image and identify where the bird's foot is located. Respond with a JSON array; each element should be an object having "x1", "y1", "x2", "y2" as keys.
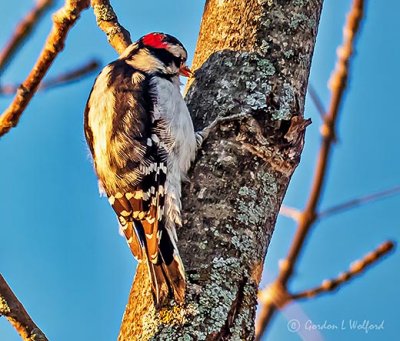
[{"x1": 195, "y1": 112, "x2": 250, "y2": 148}]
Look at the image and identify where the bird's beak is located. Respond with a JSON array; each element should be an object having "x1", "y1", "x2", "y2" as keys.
[{"x1": 179, "y1": 64, "x2": 193, "y2": 78}]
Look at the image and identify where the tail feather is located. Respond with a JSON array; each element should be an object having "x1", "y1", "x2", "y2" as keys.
[
  {"x1": 160, "y1": 256, "x2": 186, "y2": 304},
  {"x1": 159, "y1": 226, "x2": 186, "y2": 304},
  {"x1": 122, "y1": 221, "x2": 144, "y2": 261},
  {"x1": 132, "y1": 220, "x2": 186, "y2": 307},
  {"x1": 146, "y1": 258, "x2": 169, "y2": 308}
]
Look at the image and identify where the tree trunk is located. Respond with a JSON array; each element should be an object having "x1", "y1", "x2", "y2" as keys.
[{"x1": 118, "y1": 0, "x2": 323, "y2": 339}]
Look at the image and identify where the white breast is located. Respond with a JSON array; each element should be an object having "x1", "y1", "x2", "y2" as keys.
[
  {"x1": 151, "y1": 76, "x2": 196, "y2": 174},
  {"x1": 151, "y1": 76, "x2": 196, "y2": 233}
]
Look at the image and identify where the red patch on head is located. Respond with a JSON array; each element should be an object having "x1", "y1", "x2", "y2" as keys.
[{"x1": 142, "y1": 33, "x2": 168, "y2": 49}]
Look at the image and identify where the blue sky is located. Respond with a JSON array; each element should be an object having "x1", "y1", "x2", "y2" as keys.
[{"x1": 0, "y1": 1, "x2": 399, "y2": 340}]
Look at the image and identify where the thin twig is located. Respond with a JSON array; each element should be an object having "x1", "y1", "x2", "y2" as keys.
[
  {"x1": 308, "y1": 84, "x2": 326, "y2": 119},
  {"x1": 0, "y1": 59, "x2": 100, "y2": 95},
  {"x1": 0, "y1": 274, "x2": 48, "y2": 341},
  {"x1": 0, "y1": 0, "x2": 91, "y2": 138},
  {"x1": 91, "y1": 0, "x2": 131, "y2": 54},
  {"x1": 255, "y1": 1, "x2": 366, "y2": 339},
  {"x1": 0, "y1": 0, "x2": 54, "y2": 75},
  {"x1": 320, "y1": 185, "x2": 400, "y2": 218},
  {"x1": 279, "y1": 205, "x2": 302, "y2": 222},
  {"x1": 290, "y1": 241, "x2": 394, "y2": 301},
  {"x1": 281, "y1": 185, "x2": 400, "y2": 222}
]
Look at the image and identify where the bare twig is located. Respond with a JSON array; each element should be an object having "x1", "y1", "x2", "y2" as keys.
[
  {"x1": 290, "y1": 241, "x2": 395, "y2": 301},
  {"x1": 0, "y1": 59, "x2": 100, "y2": 95},
  {"x1": 91, "y1": 0, "x2": 131, "y2": 54},
  {"x1": 38, "y1": 59, "x2": 100, "y2": 90},
  {"x1": 0, "y1": 0, "x2": 53, "y2": 75},
  {"x1": 279, "y1": 205, "x2": 302, "y2": 222},
  {"x1": 0, "y1": 274, "x2": 48, "y2": 341},
  {"x1": 308, "y1": 84, "x2": 326, "y2": 118},
  {"x1": 281, "y1": 185, "x2": 400, "y2": 222},
  {"x1": 320, "y1": 185, "x2": 400, "y2": 218},
  {"x1": 0, "y1": 0, "x2": 91, "y2": 138},
  {"x1": 256, "y1": 1, "x2": 366, "y2": 338}
]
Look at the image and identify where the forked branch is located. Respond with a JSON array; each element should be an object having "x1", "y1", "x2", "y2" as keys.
[
  {"x1": 256, "y1": 1, "x2": 368, "y2": 338},
  {"x1": 290, "y1": 241, "x2": 395, "y2": 301},
  {"x1": 0, "y1": 0, "x2": 91, "y2": 138}
]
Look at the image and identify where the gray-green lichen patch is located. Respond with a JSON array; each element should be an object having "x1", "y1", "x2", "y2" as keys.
[
  {"x1": 284, "y1": 49, "x2": 294, "y2": 59},
  {"x1": 189, "y1": 50, "x2": 277, "y2": 124},
  {"x1": 289, "y1": 12, "x2": 314, "y2": 30},
  {"x1": 236, "y1": 200, "x2": 265, "y2": 226},
  {"x1": 293, "y1": 0, "x2": 308, "y2": 6},
  {"x1": 238, "y1": 186, "x2": 257, "y2": 198},
  {"x1": 258, "y1": 172, "x2": 279, "y2": 217},
  {"x1": 236, "y1": 171, "x2": 278, "y2": 227},
  {"x1": 230, "y1": 171, "x2": 278, "y2": 262},
  {"x1": 228, "y1": 284, "x2": 257, "y2": 340},
  {"x1": 236, "y1": 181, "x2": 265, "y2": 225},
  {"x1": 188, "y1": 257, "x2": 242, "y2": 338},
  {"x1": 146, "y1": 258, "x2": 248, "y2": 340},
  {"x1": 272, "y1": 82, "x2": 296, "y2": 120},
  {"x1": 177, "y1": 334, "x2": 193, "y2": 341},
  {"x1": 144, "y1": 255, "x2": 253, "y2": 340},
  {"x1": 256, "y1": 58, "x2": 275, "y2": 76}
]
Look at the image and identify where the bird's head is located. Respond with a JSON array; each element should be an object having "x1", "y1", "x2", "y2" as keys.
[{"x1": 121, "y1": 32, "x2": 192, "y2": 78}]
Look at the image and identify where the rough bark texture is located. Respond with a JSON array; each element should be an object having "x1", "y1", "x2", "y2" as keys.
[
  {"x1": 91, "y1": 0, "x2": 131, "y2": 54},
  {"x1": 0, "y1": 275, "x2": 48, "y2": 341},
  {"x1": 118, "y1": 0, "x2": 323, "y2": 339}
]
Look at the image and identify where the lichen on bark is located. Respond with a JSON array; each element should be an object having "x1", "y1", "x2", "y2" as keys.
[{"x1": 118, "y1": 0, "x2": 323, "y2": 339}]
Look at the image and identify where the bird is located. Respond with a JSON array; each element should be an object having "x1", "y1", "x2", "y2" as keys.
[{"x1": 84, "y1": 32, "x2": 197, "y2": 307}]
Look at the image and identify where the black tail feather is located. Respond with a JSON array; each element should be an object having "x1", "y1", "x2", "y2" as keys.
[
  {"x1": 160, "y1": 255, "x2": 186, "y2": 304},
  {"x1": 158, "y1": 225, "x2": 186, "y2": 304},
  {"x1": 146, "y1": 256, "x2": 185, "y2": 308},
  {"x1": 135, "y1": 220, "x2": 186, "y2": 308},
  {"x1": 146, "y1": 260, "x2": 169, "y2": 308}
]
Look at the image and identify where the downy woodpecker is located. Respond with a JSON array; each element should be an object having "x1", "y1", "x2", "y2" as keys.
[{"x1": 84, "y1": 32, "x2": 196, "y2": 307}]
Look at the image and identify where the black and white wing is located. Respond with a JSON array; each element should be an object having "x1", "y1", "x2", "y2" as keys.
[{"x1": 84, "y1": 58, "x2": 185, "y2": 306}]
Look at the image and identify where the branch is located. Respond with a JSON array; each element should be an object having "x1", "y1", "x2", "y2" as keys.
[
  {"x1": 0, "y1": 0, "x2": 53, "y2": 75},
  {"x1": 319, "y1": 185, "x2": 400, "y2": 218},
  {"x1": 258, "y1": 241, "x2": 394, "y2": 309},
  {"x1": 307, "y1": 84, "x2": 326, "y2": 119},
  {"x1": 0, "y1": 0, "x2": 91, "y2": 138},
  {"x1": 0, "y1": 59, "x2": 100, "y2": 95},
  {"x1": 290, "y1": 241, "x2": 395, "y2": 301},
  {"x1": 279, "y1": 205, "x2": 302, "y2": 222},
  {"x1": 91, "y1": 0, "x2": 131, "y2": 54},
  {"x1": 281, "y1": 185, "x2": 400, "y2": 222},
  {"x1": 0, "y1": 275, "x2": 48, "y2": 341},
  {"x1": 256, "y1": 0, "x2": 366, "y2": 338}
]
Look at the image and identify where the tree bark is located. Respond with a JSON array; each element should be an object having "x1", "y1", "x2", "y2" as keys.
[{"x1": 118, "y1": 0, "x2": 323, "y2": 339}]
